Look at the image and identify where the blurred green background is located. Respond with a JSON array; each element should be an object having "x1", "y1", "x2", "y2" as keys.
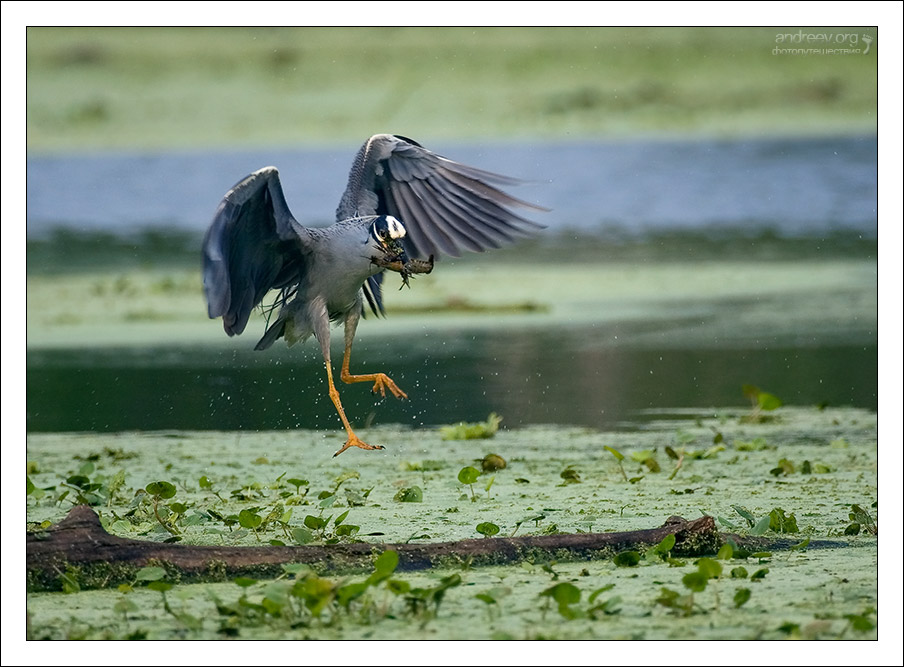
[{"x1": 26, "y1": 26, "x2": 877, "y2": 152}]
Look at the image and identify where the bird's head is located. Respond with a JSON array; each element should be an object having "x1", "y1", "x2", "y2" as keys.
[{"x1": 369, "y1": 215, "x2": 408, "y2": 263}]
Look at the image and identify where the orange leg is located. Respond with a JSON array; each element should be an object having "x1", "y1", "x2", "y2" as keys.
[
  {"x1": 339, "y1": 339, "x2": 408, "y2": 400},
  {"x1": 325, "y1": 361, "x2": 385, "y2": 457},
  {"x1": 324, "y1": 307, "x2": 406, "y2": 456}
]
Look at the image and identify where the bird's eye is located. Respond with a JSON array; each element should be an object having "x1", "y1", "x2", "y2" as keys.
[{"x1": 371, "y1": 216, "x2": 405, "y2": 248}]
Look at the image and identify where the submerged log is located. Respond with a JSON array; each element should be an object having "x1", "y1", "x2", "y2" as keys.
[{"x1": 25, "y1": 505, "x2": 843, "y2": 592}]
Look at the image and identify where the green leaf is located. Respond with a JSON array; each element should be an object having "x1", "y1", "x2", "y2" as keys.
[
  {"x1": 770, "y1": 458, "x2": 795, "y2": 476},
  {"x1": 696, "y1": 557, "x2": 723, "y2": 579},
  {"x1": 733, "y1": 588, "x2": 752, "y2": 607},
  {"x1": 657, "y1": 534, "x2": 676, "y2": 554},
  {"x1": 333, "y1": 470, "x2": 360, "y2": 486},
  {"x1": 457, "y1": 466, "x2": 480, "y2": 485},
  {"x1": 613, "y1": 550, "x2": 641, "y2": 567},
  {"x1": 147, "y1": 581, "x2": 173, "y2": 593},
  {"x1": 146, "y1": 481, "x2": 176, "y2": 499},
  {"x1": 198, "y1": 475, "x2": 212, "y2": 489},
  {"x1": 440, "y1": 413, "x2": 502, "y2": 440},
  {"x1": 59, "y1": 569, "x2": 80, "y2": 594},
  {"x1": 768, "y1": 508, "x2": 799, "y2": 533},
  {"x1": 750, "y1": 568, "x2": 769, "y2": 581},
  {"x1": 386, "y1": 579, "x2": 410, "y2": 596},
  {"x1": 281, "y1": 562, "x2": 311, "y2": 576},
  {"x1": 730, "y1": 566, "x2": 749, "y2": 579},
  {"x1": 845, "y1": 613, "x2": 875, "y2": 632},
  {"x1": 260, "y1": 597, "x2": 284, "y2": 616},
  {"x1": 541, "y1": 582, "x2": 581, "y2": 606},
  {"x1": 716, "y1": 543, "x2": 734, "y2": 560},
  {"x1": 292, "y1": 527, "x2": 313, "y2": 544},
  {"x1": 135, "y1": 566, "x2": 166, "y2": 582},
  {"x1": 66, "y1": 475, "x2": 91, "y2": 489},
  {"x1": 304, "y1": 515, "x2": 327, "y2": 531},
  {"x1": 732, "y1": 505, "x2": 756, "y2": 526},
  {"x1": 733, "y1": 437, "x2": 772, "y2": 451},
  {"x1": 790, "y1": 537, "x2": 810, "y2": 552},
  {"x1": 682, "y1": 571, "x2": 708, "y2": 592},
  {"x1": 655, "y1": 586, "x2": 681, "y2": 609},
  {"x1": 26, "y1": 476, "x2": 36, "y2": 495},
  {"x1": 334, "y1": 510, "x2": 350, "y2": 526},
  {"x1": 589, "y1": 594, "x2": 622, "y2": 617},
  {"x1": 778, "y1": 622, "x2": 801, "y2": 637},
  {"x1": 750, "y1": 515, "x2": 771, "y2": 536},
  {"x1": 603, "y1": 445, "x2": 624, "y2": 462},
  {"x1": 849, "y1": 504, "x2": 873, "y2": 525},
  {"x1": 476, "y1": 522, "x2": 500, "y2": 537},
  {"x1": 373, "y1": 550, "x2": 399, "y2": 578},
  {"x1": 233, "y1": 577, "x2": 257, "y2": 588},
  {"x1": 588, "y1": 583, "x2": 616, "y2": 604},
  {"x1": 844, "y1": 522, "x2": 861, "y2": 535},
  {"x1": 757, "y1": 392, "x2": 783, "y2": 411},
  {"x1": 334, "y1": 524, "x2": 359, "y2": 537},
  {"x1": 238, "y1": 509, "x2": 262, "y2": 530},
  {"x1": 394, "y1": 486, "x2": 423, "y2": 502},
  {"x1": 560, "y1": 467, "x2": 582, "y2": 484},
  {"x1": 702, "y1": 444, "x2": 725, "y2": 459},
  {"x1": 336, "y1": 581, "x2": 370, "y2": 607}
]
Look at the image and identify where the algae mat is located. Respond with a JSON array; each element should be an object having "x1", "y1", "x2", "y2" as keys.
[{"x1": 26, "y1": 406, "x2": 877, "y2": 640}]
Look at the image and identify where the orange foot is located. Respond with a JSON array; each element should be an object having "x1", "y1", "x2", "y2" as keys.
[
  {"x1": 333, "y1": 433, "x2": 385, "y2": 458},
  {"x1": 370, "y1": 373, "x2": 408, "y2": 399}
]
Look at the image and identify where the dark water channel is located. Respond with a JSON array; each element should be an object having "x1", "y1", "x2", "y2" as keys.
[{"x1": 27, "y1": 328, "x2": 877, "y2": 433}]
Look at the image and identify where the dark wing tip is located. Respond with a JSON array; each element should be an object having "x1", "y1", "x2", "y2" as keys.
[{"x1": 391, "y1": 134, "x2": 424, "y2": 148}]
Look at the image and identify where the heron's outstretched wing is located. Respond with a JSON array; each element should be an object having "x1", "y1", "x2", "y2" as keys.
[
  {"x1": 336, "y1": 134, "x2": 547, "y2": 259},
  {"x1": 203, "y1": 166, "x2": 311, "y2": 336}
]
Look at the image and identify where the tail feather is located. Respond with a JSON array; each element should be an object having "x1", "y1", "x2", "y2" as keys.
[{"x1": 254, "y1": 319, "x2": 287, "y2": 351}]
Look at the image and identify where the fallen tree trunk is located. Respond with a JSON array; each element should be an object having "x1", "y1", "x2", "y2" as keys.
[{"x1": 26, "y1": 505, "x2": 843, "y2": 592}]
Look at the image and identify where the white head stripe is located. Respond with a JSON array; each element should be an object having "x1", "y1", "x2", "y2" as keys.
[{"x1": 385, "y1": 216, "x2": 406, "y2": 239}]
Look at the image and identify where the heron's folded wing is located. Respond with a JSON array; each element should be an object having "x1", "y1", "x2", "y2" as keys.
[
  {"x1": 336, "y1": 134, "x2": 547, "y2": 260},
  {"x1": 202, "y1": 166, "x2": 311, "y2": 336}
]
